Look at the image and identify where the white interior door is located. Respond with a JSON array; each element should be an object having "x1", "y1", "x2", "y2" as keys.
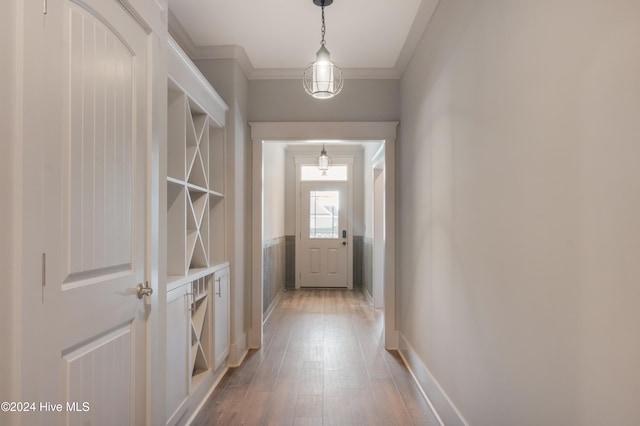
[
  {"x1": 298, "y1": 182, "x2": 350, "y2": 287},
  {"x1": 19, "y1": 0, "x2": 149, "y2": 424}
]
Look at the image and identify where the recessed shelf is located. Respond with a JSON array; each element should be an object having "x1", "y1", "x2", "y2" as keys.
[{"x1": 167, "y1": 182, "x2": 186, "y2": 277}]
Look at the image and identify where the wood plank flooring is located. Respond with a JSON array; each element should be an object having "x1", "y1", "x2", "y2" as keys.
[{"x1": 192, "y1": 289, "x2": 439, "y2": 426}]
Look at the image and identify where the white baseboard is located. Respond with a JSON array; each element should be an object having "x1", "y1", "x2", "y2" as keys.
[
  {"x1": 227, "y1": 331, "x2": 248, "y2": 367},
  {"x1": 363, "y1": 287, "x2": 374, "y2": 306},
  {"x1": 227, "y1": 345, "x2": 249, "y2": 368},
  {"x1": 185, "y1": 365, "x2": 229, "y2": 426},
  {"x1": 263, "y1": 287, "x2": 284, "y2": 323},
  {"x1": 397, "y1": 332, "x2": 469, "y2": 426}
]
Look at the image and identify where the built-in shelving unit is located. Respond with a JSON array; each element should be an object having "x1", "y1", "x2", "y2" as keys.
[
  {"x1": 165, "y1": 37, "x2": 230, "y2": 426},
  {"x1": 166, "y1": 85, "x2": 226, "y2": 285}
]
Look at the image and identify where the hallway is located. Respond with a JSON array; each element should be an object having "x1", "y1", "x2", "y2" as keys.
[{"x1": 192, "y1": 289, "x2": 438, "y2": 425}]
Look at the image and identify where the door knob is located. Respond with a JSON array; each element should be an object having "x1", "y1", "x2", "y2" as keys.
[
  {"x1": 136, "y1": 281, "x2": 153, "y2": 299},
  {"x1": 342, "y1": 241, "x2": 347, "y2": 246}
]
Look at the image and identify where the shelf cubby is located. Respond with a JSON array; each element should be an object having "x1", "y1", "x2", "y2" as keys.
[
  {"x1": 167, "y1": 90, "x2": 187, "y2": 181},
  {"x1": 166, "y1": 81, "x2": 226, "y2": 283},
  {"x1": 209, "y1": 194, "x2": 225, "y2": 266},
  {"x1": 167, "y1": 181, "x2": 186, "y2": 277},
  {"x1": 189, "y1": 275, "x2": 212, "y2": 383}
]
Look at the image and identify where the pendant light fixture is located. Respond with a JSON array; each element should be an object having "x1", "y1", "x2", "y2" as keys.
[
  {"x1": 303, "y1": 0, "x2": 343, "y2": 99},
  {"x1": 318, "y1": 144, "x2": 331, "y2": 175}
]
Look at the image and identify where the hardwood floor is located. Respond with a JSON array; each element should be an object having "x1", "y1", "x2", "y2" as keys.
[{"x1": 192, "y1": 289, "x2": 439, "y2": 426}]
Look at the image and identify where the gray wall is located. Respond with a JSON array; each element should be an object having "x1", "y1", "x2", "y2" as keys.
[
  {"x1": 398, "y1": 1, "x2": 640, "y2": 425},
  {"x1": 0, "y1": 0, "x2": 15, "y2": 405},
  {"x1": 249, "y1": 79, "x2": 400, "y2": 122},
  {"x1": 362, "y1": 237, "x2": 373, "y2": 300},
  {"x1": 194, "y1": 58, "x2": 251, "y2": 362}
]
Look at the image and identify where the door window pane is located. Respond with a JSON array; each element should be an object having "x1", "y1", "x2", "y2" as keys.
[{"x1": 309, "y1": 191, "x2": 339, "y2": 238}]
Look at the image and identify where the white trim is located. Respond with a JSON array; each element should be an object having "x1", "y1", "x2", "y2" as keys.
[
  {"x1": 250, "y1": 67, "x2": 401, "y2": 80},
  {"x1": 190, "y1": 45, "x2": 254, "y2": 81},
  {"x1": 226, "y1": 344, "x2": 249, "y2": 368},
  {"x1": 167, "y1": 37, "x2": 228, "y2": 127},
  {"x1": 166, "y1": 0, "x2": 441, "y2": 81},
  {"x1": 363, "y1": 286, "x2": 374, "y2": 306},
  {"x1": 372, "y1": 163, "x2": 385, "y2": 309},
  {"x1": 250, "y1": 122, "x2": 398, "y2": 141},
  {"x1": 263, "y1": 288, "x2": 285, "y2": 324},
  {"x1": 185, "y1": 365, "x2": 230, "y2": 426},
  {"x1": 394, "y1": 0, "x2": 441, "y2": 79},
  {"x1": 397, "y1": 332, "x2": 469, "y2": 426},
  {"x1": 371, "y1": 144, "x2": 385, "y2": 169},
  {"x1": 250, "y1": 122, "x2": 398, "y2": 350}
]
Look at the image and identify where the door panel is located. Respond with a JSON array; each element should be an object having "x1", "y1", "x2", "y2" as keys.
[
  {"x1": 67, "y1": 2, "x2": 136, "y2": 280},
  {"x1": 309, "y1": 248, "x2": 320, "y2": 274},
  {"x1": 66, "y1": 1, "x2": 137, "y2": 284},
  {"x1": 20, "y1": 0, "x2": 149, "y2": 424},
  {"x1": 327, "y1": 248, "x2": 338, "y2": 275},
  {"x1": 63, "y1": 325, "x2": 133, "y2": 424},
  {"x1": 299, "y1": 182, "x2": 349, "y2": 287}
]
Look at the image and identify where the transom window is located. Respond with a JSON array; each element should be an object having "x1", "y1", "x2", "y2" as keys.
[{"x1": 300, "y1": 165, "x2": 348, "y2": 181}]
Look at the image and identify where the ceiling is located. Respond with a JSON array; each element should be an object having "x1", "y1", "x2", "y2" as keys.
[{"x1": 167, "y1": 0, "x2": 440, "y2": 79}]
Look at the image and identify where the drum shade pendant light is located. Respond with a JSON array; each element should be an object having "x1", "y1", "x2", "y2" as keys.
[
  {"x1": 318, "y1": 144, "x2": 331, "y2": 175},
  {"x1": 303, "y1": 0, "x2": 343, "y2": 99}
]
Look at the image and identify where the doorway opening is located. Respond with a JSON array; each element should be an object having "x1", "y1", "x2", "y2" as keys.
[{"x1": 250, "y1": 122, "x2": 398, "y2": 350}]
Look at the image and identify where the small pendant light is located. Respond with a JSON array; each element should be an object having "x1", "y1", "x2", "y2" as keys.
[
  {"x1": 303, "y1": 0, "x2": 344, "y2": 99},
  {"x1": 318, "y1": 144, "x2": 331, "y2": 175}
]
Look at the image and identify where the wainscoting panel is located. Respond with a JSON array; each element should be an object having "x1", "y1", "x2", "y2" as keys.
[
  {"x1": 362, "y1": 236, "x2": 373, "y2": 300},
  {"x1": 285, "y1": 236, "x2": 295, "y2": 289},
  {"x1": 353, "y1": 235, "x2": 364, "y2": 290},
  {"x1": 263, "y1": 237, "x2": 286, "y2": 314}
]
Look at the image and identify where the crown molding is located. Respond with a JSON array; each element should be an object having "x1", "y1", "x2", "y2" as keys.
[
  {"x1": 394, "y1": 0, "x2": 441, "y2": 78},
  {"x1": 168, "y1": 11, "x2": 255, "y2": 80},
  {"x1": 167, "y1": 9, "x2": 199, "y2": 57},
  {"x1": 167, "y1": 0, "x2": 441, "y2": 81},
  {"x1": 190, "y1": 45, "x2": 255, "y2": 80},
  {"x1": 250, "y1": 67, "x2": 400, "y2": 80}
]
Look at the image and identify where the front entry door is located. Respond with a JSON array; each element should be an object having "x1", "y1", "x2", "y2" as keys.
[
  {"x1": 19, "y1": 0, "x2": 149, "y2": 424},
  {"x1": 298, "y1": 182, "x2": 350, "y2": 287}
]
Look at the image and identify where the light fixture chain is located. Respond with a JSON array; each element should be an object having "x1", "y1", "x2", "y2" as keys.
[
  {"x1": 304, "y1": 0, "x2": 344, "y2": 99},
  {"x1": 321, "y1": 4, "x2": 326, "y2": 46}
]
